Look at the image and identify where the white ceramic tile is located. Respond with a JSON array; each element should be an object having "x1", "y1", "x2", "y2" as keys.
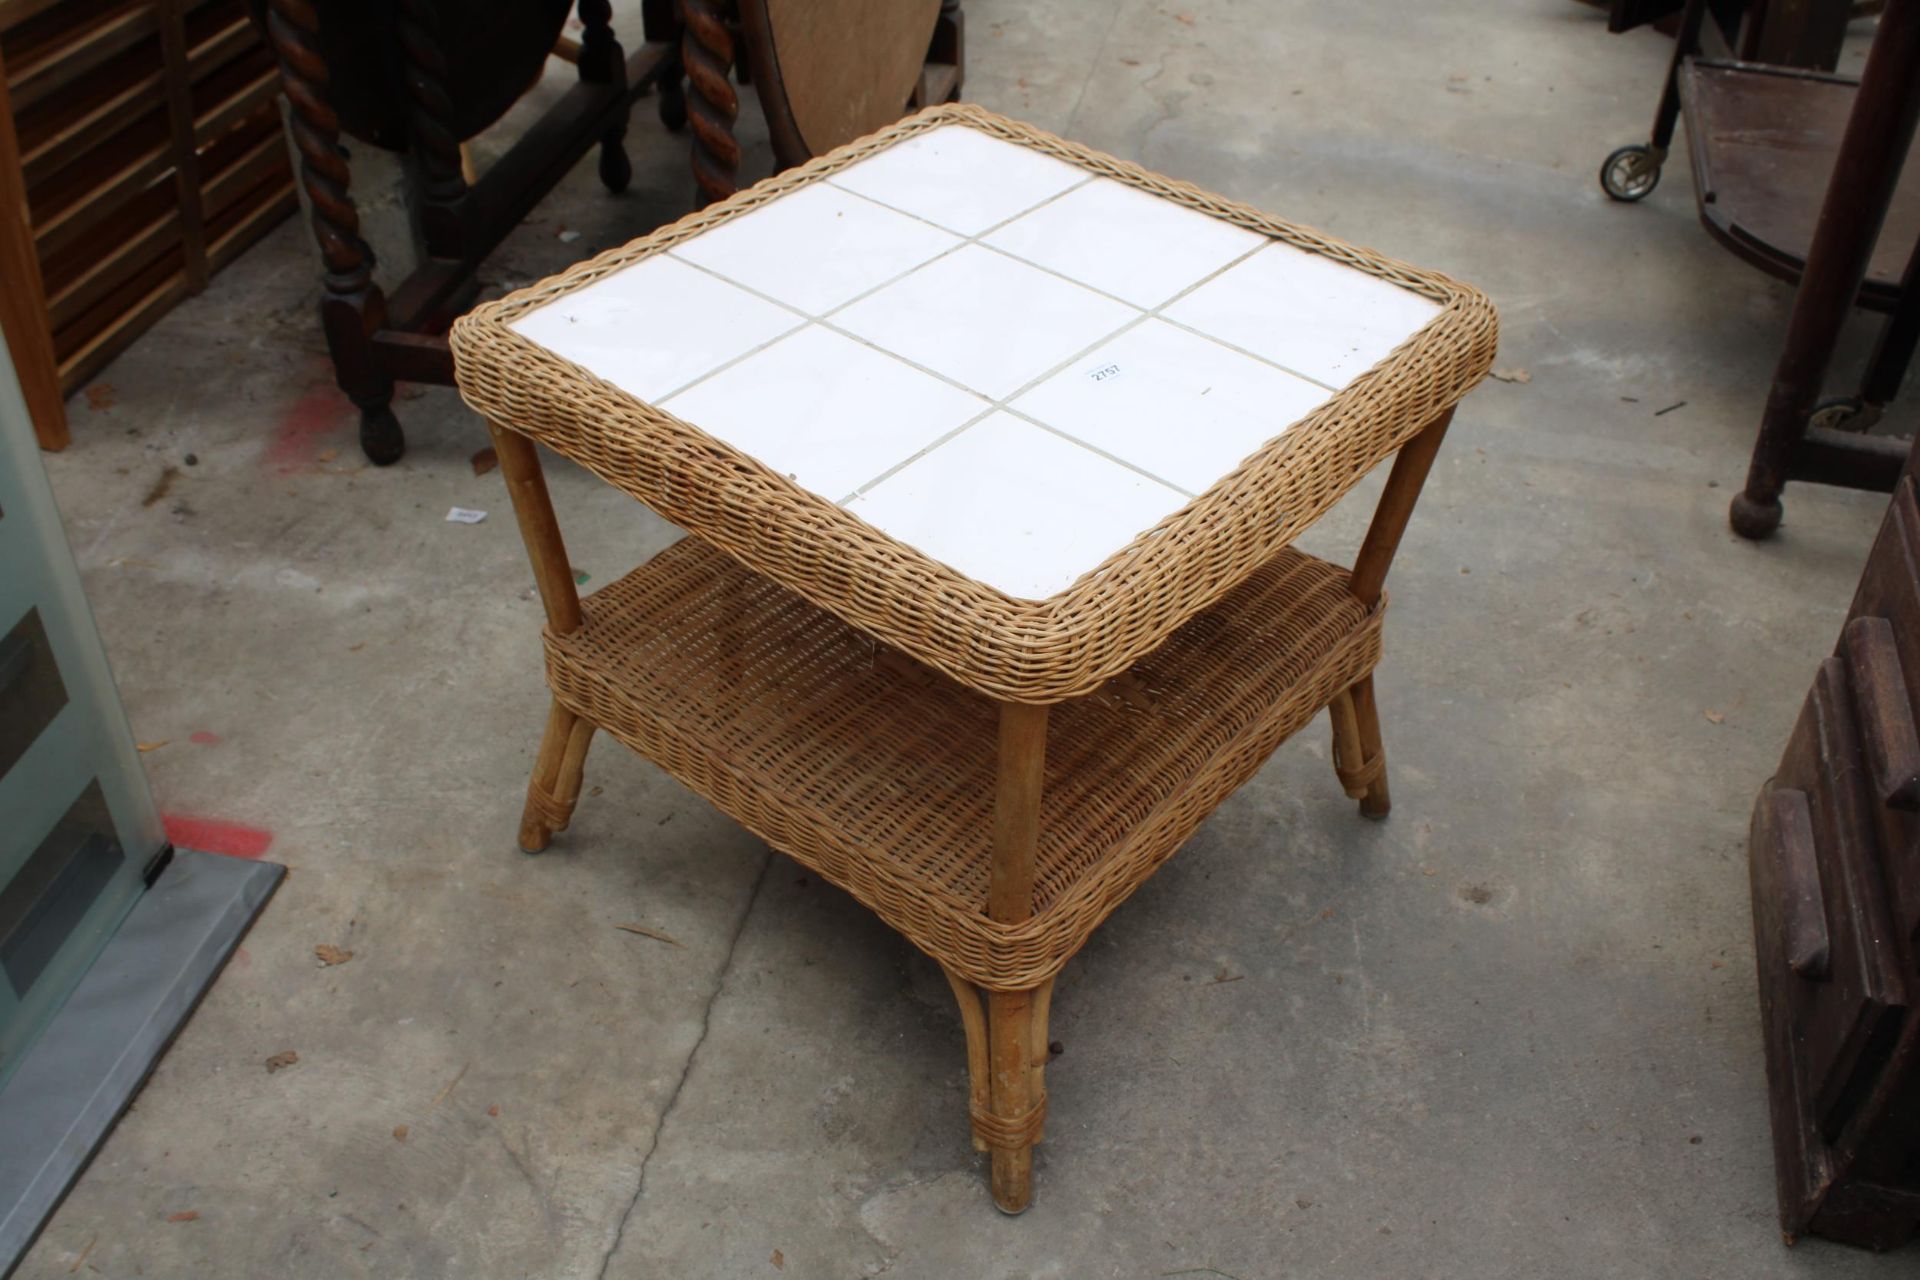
[
  {"x1": 671, "y1": 183, "x2": 962, "y2": 315},
  {"x1": 983, "y1": 178, "x2": 1266, "y2": 308},
  {"x1": 1163, "y1": 241, "x2": 1444, "y2": 388},
  {"x1": 832, "y1": 245, "x2": 1138, "y2": 399},
  {"x1": 509, "y1": 254, "x2": 803, "y2": 402},
  {"x1": 1010, "y1": 320, "x2": 1331, "y2": 495},
  {"x1": 845, "y1": 411, "x2": 1188, "y2": 600},
  {"x1": 827, "y1": 124, "x2": 1089, "y2": 236},
  {"x1": 660, "y1": 326, "x2": 988, "y2": 501}
]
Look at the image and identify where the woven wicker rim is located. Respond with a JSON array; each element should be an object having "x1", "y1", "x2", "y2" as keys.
[{"x1": 452, "y1": 103, "x2": 1498, "y2": 703}]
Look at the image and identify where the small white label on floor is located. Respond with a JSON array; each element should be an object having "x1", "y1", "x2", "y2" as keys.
[
  {"x1": 1087, "y1": 363, "x2": 1122, "y2": 383},
  {"x1": 446, "y1": 507, "x2": 488, "y2": 524}
]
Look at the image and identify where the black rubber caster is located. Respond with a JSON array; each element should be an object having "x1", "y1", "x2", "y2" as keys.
[
  {"x1": 1600, "y1": 144, "x2": 1662, "y2": 202},
  {"x1": 359, "y1": 406, "x2": 405, "y2": 466},
  {"x1": 659, "y1": 78, "x2": 687, "y2": 132},
  {"x1": 599, "y1": 136, "x2": 633, "y2": 194},
  {"x1": 1730, "y1": 490, "x2": 1783, "y2": 541}
]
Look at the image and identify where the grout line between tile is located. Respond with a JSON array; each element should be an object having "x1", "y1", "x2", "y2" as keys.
[
  {"x1": 1000, "y1": 408, "x2": 1197, "y2": 498},
  {"x1": 661, "y1": 257, "x2": 995, "y2": 409},
  {"x1": 823, "y1": 169, "x2": 1100, "y2": 244},
  {"x1": 1153, "y1": 313, "x2": 1345, "y2": 394},
  {"x1": 833, "y1": 401, "x2": 1005, "y2": 503},
  {"x1": 649, "y1": 163, "x2": 1358, "y2": 502},
  {"x1": 809, "y1": 176, "x2": 1102, "y2": 322}
]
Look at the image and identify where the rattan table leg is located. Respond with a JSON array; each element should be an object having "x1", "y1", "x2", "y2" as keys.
[
  {"x1": 1349, "y1": 675, "x2": 1391, "y2": 819},
  {"x1": 988, "y1": 987, "x2": 1039, "y2": 1213},
  {"x1": 1350, "y1": 406, "x2": 1455, "y2": 609},
  {"x1": 520, "y1": 700, "x2": 596, "y2": 852},
  {"x1": 1329, "y1": 689, "x2": 1368, "y2": 799},
  {"x1": 943, "y1": 965, "x2": 993, "y2": 1153},
  {"x1": 490, "y1": 418, "x2": 598, "y2": 851},
  {"x1": 1029, "y1": 977, "x2": 1053, "y2": 1142},
  {"x1": 947, "y1": 966, "x2": 1055, "y2": 1166},
  {"x1": 1322, "y1": 406, "x2": 1454, "y2": 821},
  {"x1": 1329, "y1": 680, "x2": 1389, "y2": 816},
  {"x1": 986, "y1": 699, "x2": 1049, "y2": 1212},
  {"x1": 489, "y1": 420, "x2": 584, "y2": 634}
]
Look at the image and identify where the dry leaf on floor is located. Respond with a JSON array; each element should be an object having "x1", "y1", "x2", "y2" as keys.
[
  {"x1": 265, "y1": 1050, "x2": 298, "y2": 1073},
  {"x1": 1703, "y1": 708, "x2": 1725, "y2": 724},
  {"x1": 141, "y1": 466, "x2": 180, "y2": 508},
  {"x1": 615, "y1": 923, "x2": 684, "y2": 948},
  {"x1": 1173, "y1": 11, "x2": 1196, "y2": 23},
  {"x1": 317, "y1": 448, "x2": 339, "y2": 463},
  {"x1": 85, "y1": 384, "x2": 116, "y2": 411},
  {"x1": 137, "y1": 740, "x2": 169, "y2": 752},
  {"x1": 431, "y1": 1062, "x2": 470, "y2": 1109},
  {"x1": 167, "y1": 1210, "x2": 199, "y2": 1224},
  {"x1": 487, "y1": 1104, "x2": 500, "y2": 1118},
  {"x1": 771, "y1": 1250, "x2": 785, "y2": 1270},
  {"x1": 1490, "y1": 367, "x2": 1531, "y2": 384},
  {"x1": 393, "y1": 1125, "x2": 409, "y2": 1142},
  {"x1": 315, "y1": 944, "x2": 354, "y2": 967},
  {"x1": 471, "y1": 446, "x2": 499, "y2": 477}
]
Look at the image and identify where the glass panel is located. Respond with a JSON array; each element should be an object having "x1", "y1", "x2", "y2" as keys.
[{"x1": 0, "y1": 338, "x2": 161, "y2": 1087}]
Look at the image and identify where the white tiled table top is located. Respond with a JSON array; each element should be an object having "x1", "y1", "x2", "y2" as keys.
[{"x1": 511, "y1": 125, "x2": 1444, "y2": 601}]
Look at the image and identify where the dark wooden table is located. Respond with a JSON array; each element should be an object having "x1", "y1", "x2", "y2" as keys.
[
  {"x1": 1728, "y1": 3, "x2": 1920, "y2": 537},
  {"x1": 261, "y1": 0, "x2": 677, "y2": 463},
  {"x1": 265, "y1": 0, "x2": 964, "y2": 464}
]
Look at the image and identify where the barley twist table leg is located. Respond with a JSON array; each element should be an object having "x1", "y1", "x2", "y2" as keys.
[
  {"x1": 396, "y1": 0, "x2": 469, "y2": 256},
  {"x1": 265, "y1": 0, "x2": 403, "y2": 464},
  {"x1": 679, "y1": 0, "x2": 739, "y2": 205}
]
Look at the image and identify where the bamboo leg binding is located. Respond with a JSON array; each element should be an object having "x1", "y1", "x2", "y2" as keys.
[
  {"x1": 520, "y1": 700, "x2": 593, "y2": 852},
  {"x1": 1349, "y1": 676, "x2": 1391, "y2": 819},
  {"x1": 1328, "y1": 687, "x2": 1374, "y2": 799},
  {"x1": 943, "y1": 969, "x2": 1054, "y2": 1175}
]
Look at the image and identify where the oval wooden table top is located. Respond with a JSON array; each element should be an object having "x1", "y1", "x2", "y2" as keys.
[
  {"x1": 742, "y1": 0, "x2": 942, "y2": 163},
  {"x1": 253, "y1": 0, "x2": 573, "y2": 151}
]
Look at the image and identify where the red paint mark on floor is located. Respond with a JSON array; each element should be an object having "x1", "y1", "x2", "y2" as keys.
[
  {"x1": 163, "y1": 814, "x2": 274, "y2": 860},
  {"x1": 267, "y1": 385, "x2": 354, "y2": 470},
  {"x1": 189, "y1": 731, "x2": 220, "y2": 745}
]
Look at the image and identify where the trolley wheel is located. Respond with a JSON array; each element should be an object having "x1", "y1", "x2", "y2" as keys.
[
  {"x1": 1808, "y1": 395, "x2": 1882, "y2": 433},
  {"x1": 1600, "y1": 144, "x2": 1662, "y2": 202}
]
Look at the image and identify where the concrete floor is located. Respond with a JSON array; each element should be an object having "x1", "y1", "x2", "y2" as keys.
[{"x1": 15, "y1": 1, "x2": 1920, "y2": 1276}]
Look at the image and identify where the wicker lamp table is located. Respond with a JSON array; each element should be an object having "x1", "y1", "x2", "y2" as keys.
[{"x1": 451, "y1": 104, "x2": 1497, "y2": 1214}]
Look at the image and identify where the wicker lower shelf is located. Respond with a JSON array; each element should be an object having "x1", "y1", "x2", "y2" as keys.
[{"x1": 544, "y1": 537, "x2": 1383, "y2": 988}]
